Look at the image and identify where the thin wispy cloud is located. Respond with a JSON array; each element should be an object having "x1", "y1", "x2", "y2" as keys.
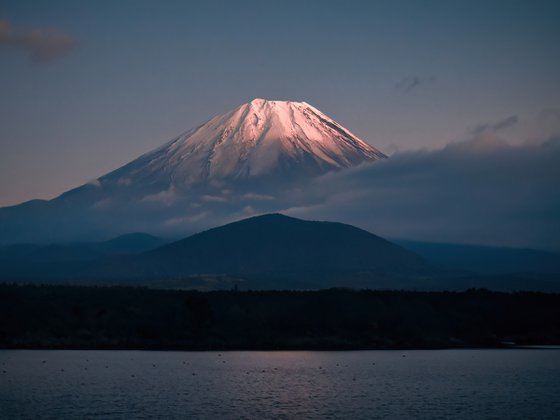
[
  {"x1": 395, "y1": 75, "x2": 435, "y2": 93},
  {"x1": 0, "y1": 19, "x2": 77, "y2": 62},
  {"x1": 472, "y1": 115, "x2": 519, "y2": 135}
]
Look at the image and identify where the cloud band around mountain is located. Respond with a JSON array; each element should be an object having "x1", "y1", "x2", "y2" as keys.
[{"x1": 282, "y1": 134, "x2": 560, "y2": 252}]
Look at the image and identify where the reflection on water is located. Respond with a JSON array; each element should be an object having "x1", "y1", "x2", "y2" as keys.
[{"x1": 1, "y1": 349, "x2": 559, "y2": 419}]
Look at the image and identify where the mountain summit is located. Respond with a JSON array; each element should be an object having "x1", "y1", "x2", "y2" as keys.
[
  {"x1": 100, "y1": 98, "x2": 385, "y2": 193},
  {"x1": 0, "y1": 99, "x2": 385, "y2": 243}
]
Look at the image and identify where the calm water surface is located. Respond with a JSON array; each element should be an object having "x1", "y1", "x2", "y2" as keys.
[{"x1": 1, "y1": 349, "x2": 559, "y2": 419}]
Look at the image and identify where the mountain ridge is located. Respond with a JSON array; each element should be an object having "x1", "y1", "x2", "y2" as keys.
[
  {"x1": 2, "y1": 214, "x2": 558, "y2": 292},
  {"x1": 75, "y1": 213, "x2": 437, "y2": 287},
  {"x1": 0, "y1": 213, "x2": 435, "y2": 288}
]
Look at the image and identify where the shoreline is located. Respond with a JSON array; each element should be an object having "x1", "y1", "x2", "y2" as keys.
[{"x1": 3, "y1": 345, "x2": 560, "y2": 352}]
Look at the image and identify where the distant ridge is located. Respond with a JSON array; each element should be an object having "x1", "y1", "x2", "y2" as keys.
[
  {"x1": 2, "y1": 214, "x2": 559, "y2": 292},
  {"x1": 396, "y1": 240, "x2": 560, "y2": 274},
  {"x1": 85, "y1": 213, "x2": 435, "y2": 288},
  {"x1": 0, "y1": 232, "x2": 166, "y2": 265}
]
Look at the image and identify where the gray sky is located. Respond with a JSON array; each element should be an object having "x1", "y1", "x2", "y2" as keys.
[{"x1": 1, "y1": 0, "x2": 559, "y2": 207}]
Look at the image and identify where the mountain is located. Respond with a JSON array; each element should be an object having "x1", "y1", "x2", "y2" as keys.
[
  {"x1": 101, "y1": 98, "x2": 385, "y2": 192},
  {"x1": 3, "y1": 214, "x2": 558, "y2": 292},
  {"x1": 0, "y1": 232, "x2": 166, "y2": 267},
  {"x1": 0, "y1": 99, "x2": 385, "y2": 244},
  {"x1": 98, "y1": 233, "x2": 167, "y2": 255},
  {"x1": 79, "y1": 214, "x2": 435, "y2": 288},
  {"x1": 0, "y1": 214, "x2": 434, "y2": 288},
  {"x1": 395, "y1": 240, "x2": 560, "y2": 274}
]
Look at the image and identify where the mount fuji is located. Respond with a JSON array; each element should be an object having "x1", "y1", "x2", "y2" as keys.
[{"x1": 0, "y1": 99, "x2": 386, "y2": 244}]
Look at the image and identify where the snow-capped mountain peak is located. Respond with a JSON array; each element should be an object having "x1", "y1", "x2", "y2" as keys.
[{"x1": 101, "y1": 99, "x2": 386, "y2": 190}]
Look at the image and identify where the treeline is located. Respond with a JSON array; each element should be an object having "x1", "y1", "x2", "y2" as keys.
[{"x1": 0, "y1": 283, "x2": 559, "y2": 350}]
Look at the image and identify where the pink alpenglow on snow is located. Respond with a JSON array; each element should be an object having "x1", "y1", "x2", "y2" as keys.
[{"x1": 101, "y1": 99, "x2": 386, "y2": 190}]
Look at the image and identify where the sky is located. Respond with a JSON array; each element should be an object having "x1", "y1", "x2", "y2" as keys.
[
  {"x1": 1, "y1": 0, "x2": 559, "y2": 207},
  {"x1": 0, "y1": 1, "x2": 559, "y2": 252}
]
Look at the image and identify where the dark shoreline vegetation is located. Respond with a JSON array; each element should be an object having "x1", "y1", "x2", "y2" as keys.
[{"x1": 1, "y1": 283, "x2": 559, "y2": 350}]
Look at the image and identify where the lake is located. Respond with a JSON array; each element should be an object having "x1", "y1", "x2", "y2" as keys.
[{"x1": 1, "y1": 349, "x2": 559, "y2": 419}]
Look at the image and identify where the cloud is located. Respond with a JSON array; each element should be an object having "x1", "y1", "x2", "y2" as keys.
[
  {"x1": 472, "y1": 115, "x2": 519, "y2": 135},
  {"x1": 164, "y1": 211, "x2": 209, "y2": 227},
  {"x1": 86, "y1": 179, "x2": 101, "y2": 187},
  {"x1": 395, "y1": 75, "x2": 435, "y2": 93},
  {"x1": 141, "y1": 186, "x2": 177, "y2": 206},
  {"x1": 242, "y1": 193, "x2": 275, "y2": 201},
  {"x1": 201, "y1": 194, "x2": 228, "y2": 203},
  {"x1": 280, "y1": 134, "x2": 560, "y2": 251},
  {"x1": 380, "y1": 144, "x2": 400, "y2": 156},
  {"x1": 131, "y1": 130, "x2": 559, "y2": 252},
  {"x1": 0, "y1": 19, "x2": 77, "y2": 62}
]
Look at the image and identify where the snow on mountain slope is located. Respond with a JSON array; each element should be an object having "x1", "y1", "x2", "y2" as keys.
[
  {"x1": 0, "y1": 99, "x2": 386, "y2": 243},
  {"x1": 99, "y1": 99, "x2": 385, "y2": 192}
]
